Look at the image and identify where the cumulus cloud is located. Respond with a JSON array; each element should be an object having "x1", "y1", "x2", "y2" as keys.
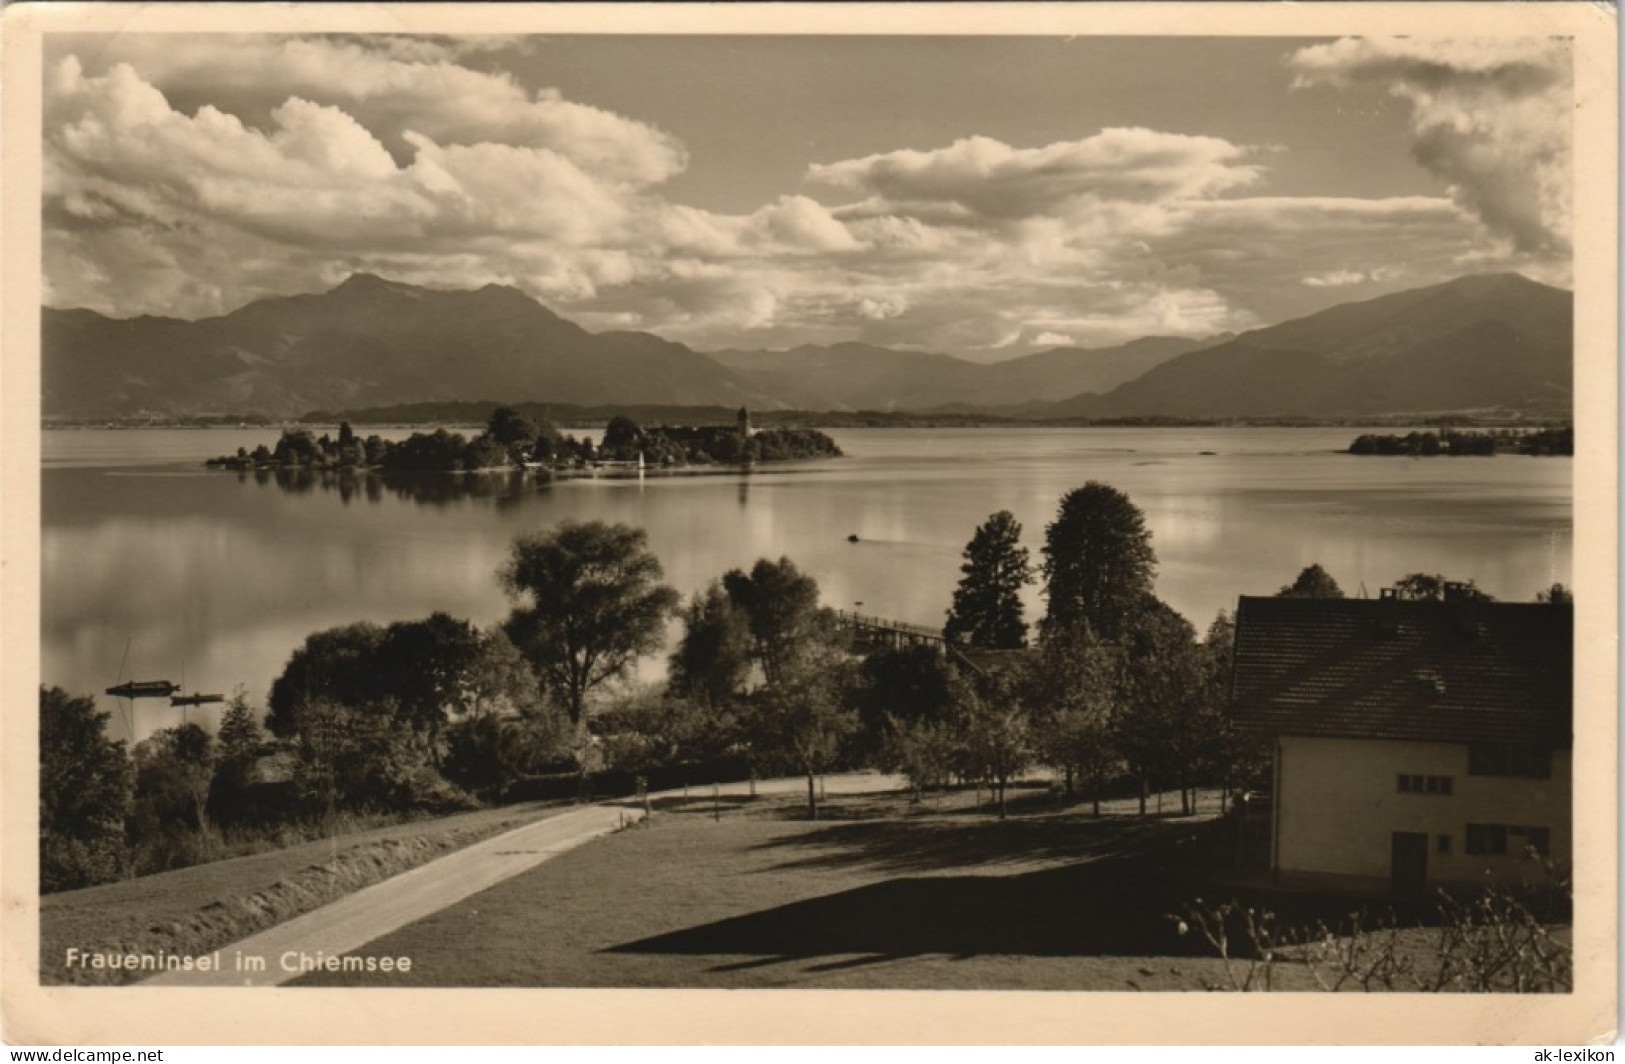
[
  {"x1": 41, "y1": 35, "x2": 1554, "y2": 356},
  {"x1": 1288, "y1": 37, "x2": 1572, "y2": 257},
  {"x1": 809, "y1": 129, "x2": 1263, "y2": 221},
  {"x1": 56, "y1": 35, "x2": 686, "y2": 185}
]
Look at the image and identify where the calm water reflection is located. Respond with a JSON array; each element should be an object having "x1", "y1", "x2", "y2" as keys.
[{"x1": 43, "y1": 427, "x2": 1571, "y2": 742}]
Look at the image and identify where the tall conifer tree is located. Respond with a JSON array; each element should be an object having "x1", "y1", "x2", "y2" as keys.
[{"x1": 944, "y1": 510, "x2": 1034, "y2": 649}]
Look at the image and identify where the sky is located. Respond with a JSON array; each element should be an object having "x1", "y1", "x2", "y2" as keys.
[{"x1": 42, "y1": 34, "x2": 1573, "y2": 359}]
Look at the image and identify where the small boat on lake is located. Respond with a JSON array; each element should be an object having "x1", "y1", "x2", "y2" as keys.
[
  {"x1": 105, "y1": 680, "x2": 178, "y2": 699},
  {"x1": 170, "y1": 692, "x2": 225, "y2": 707}
]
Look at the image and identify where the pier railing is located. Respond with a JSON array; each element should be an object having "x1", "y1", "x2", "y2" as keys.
[{"x1": 831, "y1": 609, "x2": 947, "y2": 646}]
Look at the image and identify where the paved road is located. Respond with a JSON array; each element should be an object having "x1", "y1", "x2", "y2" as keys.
[{"x1": 146, "y1": 772, "x2": 904, "y2": 987}]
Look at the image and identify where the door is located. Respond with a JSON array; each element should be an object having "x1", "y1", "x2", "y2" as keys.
[{"x1": 1390, "y1": 831, "x2": 1428, "y2": 899}]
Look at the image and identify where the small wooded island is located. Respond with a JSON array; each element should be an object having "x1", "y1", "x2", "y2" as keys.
[
  {"x1": 1347, "y1": 426, "x2": 1572, "y2": 457},
  {"x1": 206, "y1": 406, "x2": 842, "y2": 474}
]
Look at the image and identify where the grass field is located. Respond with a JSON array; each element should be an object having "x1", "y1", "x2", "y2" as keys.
[
  {"x1": 41, "y1": 800, "x2": 567, "y2": 984},
  {"x1": 297, "y1": 786, "x2": 1305, "y2": 990}
]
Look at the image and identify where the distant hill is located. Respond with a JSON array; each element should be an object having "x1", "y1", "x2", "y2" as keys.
[
  {"x1": 43, "y1": 274, "x2": 771, "y2": 419},
  {"x1": 1040, "y1": 274, "x2": 1572, "y2": 420},
  {"x1": 43, "y1": 272, "x2": 1570, "y2": 421},
  {"x1": 709, "y1": 335, "x2": 1213, "y2": 411}
]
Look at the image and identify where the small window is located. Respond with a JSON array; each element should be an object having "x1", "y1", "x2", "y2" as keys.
[
  {"x1": 1437, "y1": 834, "x2": 1452, "y2": 855},
  {"x1": 1466, "y1": 823, "x2": 1509, "y2": 855},
  {"x1": 1469, "y1": 745, "x2": 1553, "y2": 780}
]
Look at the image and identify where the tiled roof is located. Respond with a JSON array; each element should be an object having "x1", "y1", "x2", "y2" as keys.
[{"x1": 1232, "y1": 597, "x2": 1572, "y2": 746}]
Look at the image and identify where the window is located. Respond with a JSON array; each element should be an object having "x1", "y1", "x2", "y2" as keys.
[
  {"x1": 1468, "y1": 745, "x2": 1553, "y2": 779},
  {"x1": 1466, "y1": 823, "x2": 1508, "y2": 855},
  {"x1": 1398, "y1": 774, "x2": 1453, "y2": 795},
  {"x1": 1437, "y1": 834, "x2": 1452, "y2": 855},
  {"x1": 1466, "y1": 823, "x2": 1550, "y2": 857}
]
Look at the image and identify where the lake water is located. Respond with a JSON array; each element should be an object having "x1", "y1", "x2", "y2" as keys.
[{"x1": 42, "y1": 427, "x2": 1572, "y2": 743}]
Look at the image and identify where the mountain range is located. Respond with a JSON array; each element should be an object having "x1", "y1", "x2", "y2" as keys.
[{"x1": 42, "y1": 271, "x2": 1571, "y2": 421}]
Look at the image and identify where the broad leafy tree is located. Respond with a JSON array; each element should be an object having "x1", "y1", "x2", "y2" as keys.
[
  {"x1": 486, "y1": 406, "x2": 540, "y2": 449},
  {"x1": 750, "y1": 641, "x2": 858, "y2": 819},
  {"x1": 1041, "y1": 482, "x2": 1157, "y2": 642},
  {"x1": 40, "y1": 687, "x2": 132, "y2": 892},
  {"x1": 667, "y1": 581, "x2": 755, "y2": 711},
  {"x1": 1277, "y1": 563, "x2": 1345, "y2": 599},
  {"x1": 1392, "y1": 573, "x2": 1494, "y2": 602},
  {"x1": 266, "y1": 622, "x2": 389, "y2": 738},
  {"x1": 944, "y1": 510, "x2": 1034, "y2": 649},
  {"x1": 442, "y1": 701, "x2": 572, "y2": 799},
  {"x1": 853, "y1": 643, "x2": 960, "y2": 761},
  {"x1": 1026, "y1": 621, "x2": 1121, "y2": 814},
  {"x1": 500, "y1": 521, "x2": 680, "y2": 728},
  {"x1": 957, "y1": 672, "x2": 1033, "y2": 820},
  {"x1": 1112, "y1": 597, "x2": 1205, "y2": 815},
  {"x1": 377, "y1": 612, "x2": 486, "y2": 759},
  {"x1": 1538, "y1": 583, "x2": 1573, "y2": 604},
  {"x1": 132, "y1": 723, "x2": 216, "y2": 835},
  {"x1": 722, "y1": 556, "x2": 833, "y2": 686}
]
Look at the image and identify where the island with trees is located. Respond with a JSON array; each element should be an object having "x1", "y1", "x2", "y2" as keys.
[
  {"x1": 1346, "y1": 426, "x2": 1572, "y2": 457},
  {"x1": 205, "y1": 406, "x2": 841, "y2": 476}
]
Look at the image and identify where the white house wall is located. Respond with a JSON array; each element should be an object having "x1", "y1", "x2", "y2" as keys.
[{"x1": 1275, "y1": 735, "x2": 1570, "y2": 891}]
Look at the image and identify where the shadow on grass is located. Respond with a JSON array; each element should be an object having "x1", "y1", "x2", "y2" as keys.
[
  {"x1": 750, "y1": 813, "x2": 1182, "y2": 875},
  {"x1": 609, "y1": 821, "x2": 1223, "y2": 964},
  {"x1": 608, "y1": 852, "x2": 1209, "y2": 963}
]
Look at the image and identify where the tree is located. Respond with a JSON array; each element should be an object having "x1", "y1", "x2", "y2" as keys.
[
  {"x1": 957, "y1": 673, "x2": 1032, "y2": 820},
  {"x1": 1112, "y1": 597, "x2": 1205, "y2": 815},
  {"x1": 499, "y1": 521, "x2": 681, "y2": 728},
  {"x1": 461, "y1": 627, "x2": 548, "y2": 719},
  {"x1": 40, "y1": 687, "x2": 132, "y2": 892},
  {"x1": 1026, "y1": 621, "x2": 1121, "y2": 814},
  {"x1": 1392, "y1": 573, "x2": 1494, "y2": 602},
  {"x1": 132, "y1": 723, "x2": 216, "y2": 835},
  {"x1": 722, "y1": 556, "x2": 833, "y2": 686},
  {"x1": 442, "y1": 700, "x2": 572, "y2": 799},
  {"x1": 853, "y1": 643, "x2": 960, "y2": 766},
  {"x1": 209, "y1": 689, "x2": 264, "y2": 828},
  {"x1": 284, "y1": 694, "x2": 460, "y2": 815},
  {"x1": 601, "y1": 416, "x2": 644, "y2": 459},
  {"x1": 1537, "y1": 583, "x2": 1573, "y2": 604},
  {"x1": 216, "y1": 688, "x2": 263, "y2": 764},
  {"x1": 266, "y1": 622, "x2": 388, "y2": 738},
  {"x1": 944, "y1": 510, "x2": 1034, "y2": 649},
  {"x1": 750, "y1": 641, "x2": 858, "y2": 819},
  {"x1": 376, "y1": 612, "x2": 486, "y2": 760},
  {"x1": 597, "y1": 691, "x2": 718, "y2": 817},
  {"x1": 486, "y1": 406, "x2": 539, "y2": 449},
  {"x1": 1278, "y1": 563, "x2": 1345, "y2": 599},
  {"x1": 1041, "y1": 482, "x2": 1157, "y2": 642},
  {"x1": 667, "y1": 582, "x2": 754, "y2": 711}
]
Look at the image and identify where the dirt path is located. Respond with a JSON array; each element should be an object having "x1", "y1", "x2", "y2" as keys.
[{"x1": 145, "y1": 772, "x2": 903, "y2": 987}]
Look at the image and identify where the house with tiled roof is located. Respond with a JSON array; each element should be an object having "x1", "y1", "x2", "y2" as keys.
[{"x1": 1232, "y1": 593, "x2": 1572, "y2": 896}]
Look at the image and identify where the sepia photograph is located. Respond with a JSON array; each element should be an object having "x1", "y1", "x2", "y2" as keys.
[{"x1": 1, "y1": 1, "x2": 1616, "y2": 1047}]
